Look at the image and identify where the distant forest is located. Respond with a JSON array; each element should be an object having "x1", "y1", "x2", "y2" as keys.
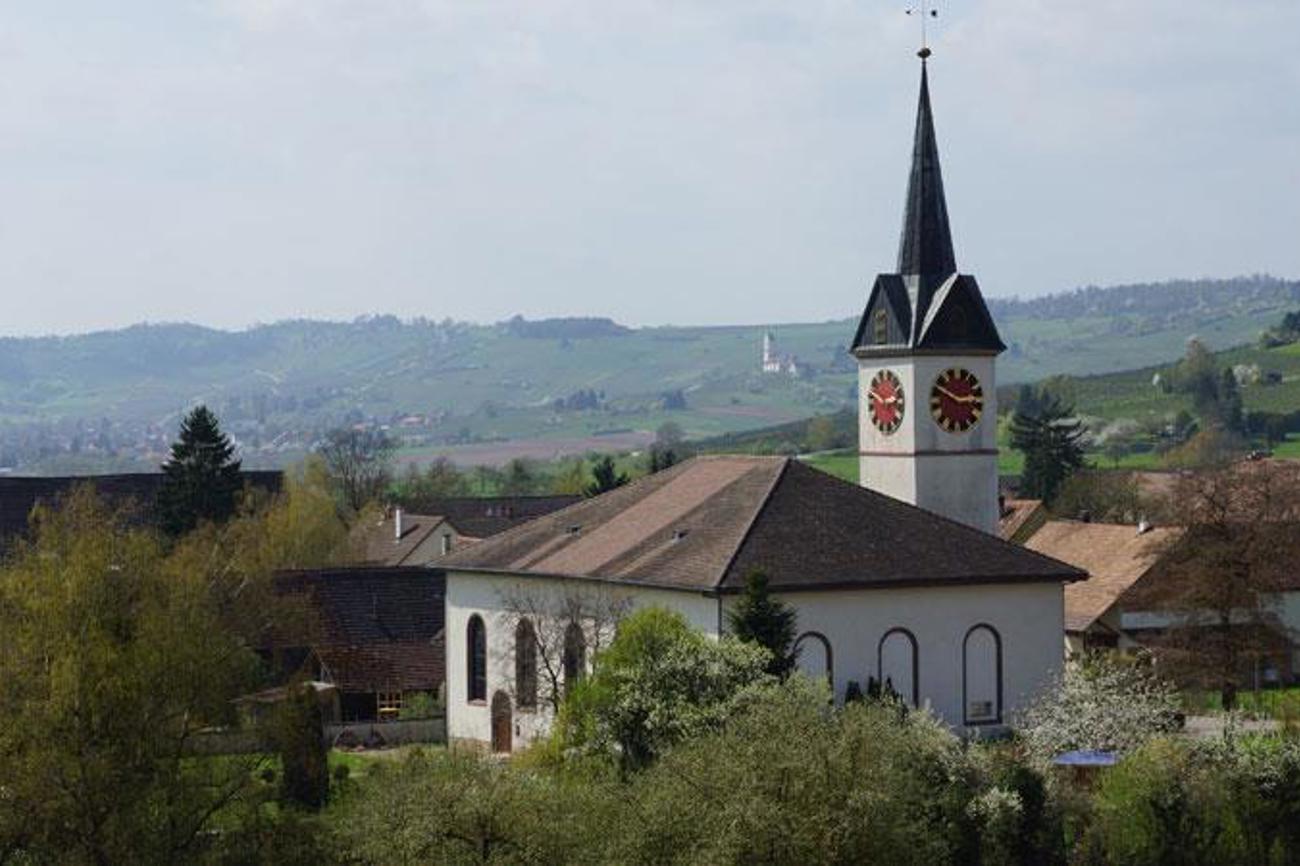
[{"x1": 986, "y1": 275, "x2": 1299, "y2": 320}]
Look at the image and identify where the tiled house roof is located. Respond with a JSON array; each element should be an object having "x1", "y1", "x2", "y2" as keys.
[
  {"x1": 396, "y1": 495, "x2": 581, "y2": 538},
  {"x1": 1024, "y1": 520, "x2": 1182, "y2": 633},
  {"x1": 359, "y1": 512, "x2": 450, "y2": 566},
  {"x1": 439, "y1": 456, "x2": 1085, "y2": 592},
  {"x1": 274, "y1": 567, "x2": 445, "y2": 692}
]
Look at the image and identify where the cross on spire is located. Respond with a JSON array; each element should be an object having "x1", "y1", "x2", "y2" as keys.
[{"x1": 906, "y1": 2, "x2": 939, "y2": 58}]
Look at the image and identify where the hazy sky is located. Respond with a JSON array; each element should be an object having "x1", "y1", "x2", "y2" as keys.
[{"x1": 1, "y1": 1, "x2": 1297, "y2": 336}]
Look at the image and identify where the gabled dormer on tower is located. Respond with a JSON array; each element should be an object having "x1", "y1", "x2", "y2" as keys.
[{"x1": 851, "y1": 53, "x2": 1004, "y2": 535}]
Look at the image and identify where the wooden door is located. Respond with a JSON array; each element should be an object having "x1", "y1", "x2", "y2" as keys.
[{"x1": 490, "y1": 691, "x2": 512, "y2": 753}]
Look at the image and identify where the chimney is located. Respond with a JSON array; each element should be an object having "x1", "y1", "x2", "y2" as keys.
[{"x1": 394, "y1": 508, "x2": 403, "y2": 541}]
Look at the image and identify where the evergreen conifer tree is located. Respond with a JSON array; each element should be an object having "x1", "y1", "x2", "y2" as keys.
[
  {"x1": 584, "y1": 456, "x2": 629, "y2": 497},
  {"x1": 158, "y1": 405, "x2": 243, "y2": 536},
  {"x1": 726, "y1": 569, "x2": 798, "y2": 678},
  {"x1": 1010, "y1": 390, "x2": 1086, "y2": 505}
]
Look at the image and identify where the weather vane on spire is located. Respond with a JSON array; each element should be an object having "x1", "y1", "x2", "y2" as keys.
[{"x1": 906, "y1": 2, "x2": 939, "y2": 59}]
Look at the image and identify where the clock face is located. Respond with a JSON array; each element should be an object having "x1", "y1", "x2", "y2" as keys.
[
  {"x1": 867, "y1": 370, "x2": 905, "y2": 434},
  {"x1": 930, "y1": 368, "x2": 984, "y2": 433}
]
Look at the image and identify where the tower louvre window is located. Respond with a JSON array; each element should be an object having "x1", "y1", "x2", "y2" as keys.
[{"x1": 873, "y1": 309, "x2": 889, "y2": 344}]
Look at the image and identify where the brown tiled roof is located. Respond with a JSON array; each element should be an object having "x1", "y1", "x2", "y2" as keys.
[
  {"x1": 358, "y1": 513, "x2": 447, "y2": 566},
  {"x1": 998, "y1": 498, "x2": 1048, "y2": 544},
  {"x1": 397, "y1": 495, "x2": 580, "y2": 538},
  {"x1": 0, "y1": 471, "x2": 282, "y2": 549},
  {"x1": 274, "y1": 567, "x2": 445, "y2": 692},
  {"x1": 439, "y1": 456, "x2": 1085, "y2": 592},
  {"x1": 1024, "y1": 520, "x2": 1182, "y2": 633}
]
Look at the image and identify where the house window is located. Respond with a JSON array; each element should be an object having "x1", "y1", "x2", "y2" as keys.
[
  {"x1": 516, "y1": 618, "x2": 538, "y2": 709},
  {"x1": 377, "y1": 691, "x2": 403, "y2": 719},
  {"x1": 963, "y1": 624, "x2": 1002, "y2": 725},
  {"x1": 563, "y1": 622, "x2": 586, "y2": 694},
  {"x1": 441, "y1": 534, "x2": 453, "y2": 556},
  {"x1": 793, "y1": 631, "x2": 833, "y2": 688},
  {"x1": 468, "y1": 614, "x2": 487, "y2": 703},
  {"x1": 873, "y1": 308, "x2": 888, "y2": 344},
  {"x1": 878, "y1": 628, "x2": 919, "y2": 706}
]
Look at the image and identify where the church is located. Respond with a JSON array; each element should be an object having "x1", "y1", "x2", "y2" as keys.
[{"x1": 438, "y1": 53, "x2": 1085, "y2": 752}]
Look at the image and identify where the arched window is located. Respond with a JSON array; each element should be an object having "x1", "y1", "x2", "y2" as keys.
[
  {"x1": 563, "y1": 622, "x2": 586, "y2": 693},
  {"x1": 878, "y1": 628, "x2": 919, "y2": 706},
  {"x1": 793, "y1": 631, "x2": 833, "y2": 687},
  {"x1": 963, "y1": 624, "x2": 1002, "y2": 725},
  {"x1": 515, "y1": 618, "x2": 538, "y2": 709},
  {"x1": 467, "y1": 614, "x2": 487, "y2": 703}
]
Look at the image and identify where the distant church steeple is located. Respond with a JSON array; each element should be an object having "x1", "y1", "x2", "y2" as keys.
[{"x1": 850, "y1": 49, "x2": 1005, "y2": 535}]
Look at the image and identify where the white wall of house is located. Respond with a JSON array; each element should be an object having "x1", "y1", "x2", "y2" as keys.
[
  {"x1": 444, "y1": 570, "x2": 720, "y2": 750},
  {"x1": 761, "y1": 581, "x2": 1065, "y2": 730}
]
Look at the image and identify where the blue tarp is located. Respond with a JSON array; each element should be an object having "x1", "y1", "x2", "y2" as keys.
[{"x1": 1052, "y1": 750, "x2": 1119, "y2": 767}]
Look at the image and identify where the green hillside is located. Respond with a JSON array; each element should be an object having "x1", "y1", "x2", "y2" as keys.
[{"x1": 0, "y1": 275, "x2": 1296, "y2": 472}]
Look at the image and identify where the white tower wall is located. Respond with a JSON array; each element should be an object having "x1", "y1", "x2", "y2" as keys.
[{"x1": 858, "y1": 353, "x2": 999, "y2": 534}]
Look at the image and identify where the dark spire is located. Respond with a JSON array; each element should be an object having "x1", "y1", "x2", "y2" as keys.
[{"x1": 896, "y1": 59, "x2": 956, "y2": 277}]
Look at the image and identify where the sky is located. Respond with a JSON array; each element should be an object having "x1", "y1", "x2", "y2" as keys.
[{"x1": 0, "y1": 0, "x2": 1297, "y2": 337}]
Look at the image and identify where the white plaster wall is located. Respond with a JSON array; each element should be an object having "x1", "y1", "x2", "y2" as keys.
[
  {"x1": 751, "y1": 581, "x2": 1065, "y2": 729},
  {"x1": 444, "y1": 571, "x2": 720, "y2": 749},
  {"x1": 858, "y1": 353, "x2": 999, "y2": 534}
]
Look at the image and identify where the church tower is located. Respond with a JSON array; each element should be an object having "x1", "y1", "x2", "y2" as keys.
[{"x1": 851, "y1": 51, "x2": 1005, "y2": 534}]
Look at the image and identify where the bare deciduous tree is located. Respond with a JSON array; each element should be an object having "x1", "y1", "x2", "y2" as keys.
[
  {"x1": 1138, "y1": 460, "x2": 1300, "y2": 709},
  {"x1": 496, "y1": 584, "x2": 632, "y2": 715},
  {"x1": 319, "y1": 427, "x2": 395, "y2": 511}
]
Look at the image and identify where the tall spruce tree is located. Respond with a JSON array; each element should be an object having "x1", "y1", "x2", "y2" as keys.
[
  {"x1": 159, "y1": 405, "x2": 243, "y2": 536},
  {"x1": 1010, "y1": 391, "x2": 1086, "y2": 505},
  {"x1": 726, "y1": 569, "x2": 798, "y2": 679}
]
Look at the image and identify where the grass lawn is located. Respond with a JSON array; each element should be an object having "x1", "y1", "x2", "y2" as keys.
[
  {"x1": 801, "y1": 451, "x2": 858, "y2": 483},
  {"x1": 1182, "y1": 686, "x2": 1300, "y2": 721}
]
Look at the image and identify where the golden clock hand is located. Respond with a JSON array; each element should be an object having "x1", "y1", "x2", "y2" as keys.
[{"x1": 936, "y1": 385, "x2": 978, "y2": 404}]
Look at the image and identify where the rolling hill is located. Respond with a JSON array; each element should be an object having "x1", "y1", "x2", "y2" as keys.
[{"x1": 1, "y1": 275, "x2": 1296, "y2": 473}]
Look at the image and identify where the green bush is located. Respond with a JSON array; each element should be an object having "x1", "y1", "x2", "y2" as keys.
[
  {"x1": 557, "y1": 606, "x2": 772, "y2": 773},
  {"x1": 334, "y1": 748, "x2": 618, "y2": 866},
  {"x1": 1089, "y1": 736, "x2": 1300, "y2": 866}
]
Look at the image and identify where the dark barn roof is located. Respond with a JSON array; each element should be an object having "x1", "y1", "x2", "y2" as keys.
[
  {"x1": 274, "y1": 567, "x2": 445, "y2": 692},
  {"x1": 397, "y1": 494, "x2": 581, "y2": 538},
  {"x1": 439, "y1": 456, "x2": 1085, "y2": 592},
  {"x1": 0, "y1": 471, "x2": 282, "y2": 549}
]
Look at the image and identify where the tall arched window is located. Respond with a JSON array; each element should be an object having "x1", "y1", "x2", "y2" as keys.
[
  {"x1": 878, "y1": 628, "x2": 918, "y2": 706},
  {"x1": 515, "y1": 618, "x2": 538, "y2": 709},
  {"x1": 963, "y1": 624, "x2": 1002, "y2": 725},
  {"x1": 467, "y1": 614, "x2": 487, "y2": 703},
  {"x1": 563, "y1": 622, "x2": 586, "y2": 693},
  {"x1": 793, "y1": 631, "x2": 833, "y2": 687}
]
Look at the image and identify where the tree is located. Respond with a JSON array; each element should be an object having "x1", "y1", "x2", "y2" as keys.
[
  {"x1": 496, "y1": 585, "x2": 631, "y2": 716},
  {"x1": 1049, "y1": 471, "x2": 1148, "y2": 523},
  {"x1": 584, "y1": 455, "x2": 629, "y2": 497},
  {"x1": 1016, "y1": 652, "x2": 1181, "y2": 766},
  {"x1": 158, "y1": 404, "x2": 243, "y2": 536},
  {"x1": 1137, "y1": 462, "x2": 1300, "y2": 710},
  {"x1": 552, "y1": 458, "x2": 590, "y2": 495},
  {"x1": 319, "y1": 427, "x2": 395, "y2": 511},
  {"x1": 271, "y1": 682, "x2": 330, "y2": 811},
  {"x1": 0, "y1": 487, "x2": 269, "y2": 864},
  {"x1": 559, "y1": 607, "x2": 772, "y2": 773},
  {"x1": 1010, "y1": 390, "x2": 1087, "y2": 503},
  {"x1": 726, "y1": 569, "x2": 798, "y2": 678},
  {"x1": 805, "y1": 415, "x2": 840, "y2": 453}
]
